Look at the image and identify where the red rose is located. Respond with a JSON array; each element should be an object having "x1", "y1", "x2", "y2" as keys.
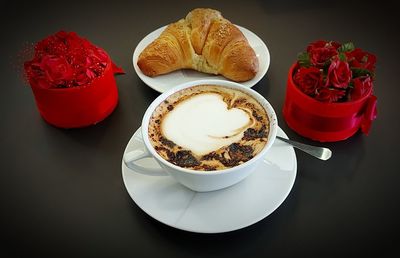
[
  {"x1": 24, "y1": 61, "x2": 50, "y2": 89},
  {"x1": 306, "y1": 40, "x2": 340, "y2": 68},
  {"x1": 307, "y1": 40, "x2": 328, "y2": 52},
  {"x1": 24, "y1": 31, "x2": 114, "y2": 89},
  {"x1": 61, "y1": 31, "x2": 83, "y2": 50},
  {"x1": 40, "y1": 55, "x2": 74, "y2": 88},
  {"x1": 35, "y1": 33, "x2": 68, "y2": 58},
  {"x1": 74, "y1": 72, "x2": 91, "y2": 86},
  {"x1": 315, "y1": 87, "x2": 346, "y2": 103},
  {"x1": 346, "y1": 48, "x2": 376, "y2": 71},
  {"x1": 310, "y1": 47, "x2": 338, "y2": 67},
  {"x1": 326, "y1": 59, "x2": 352, "y2": 88},
  {"x1": 85, "y1": 48, "x2": 108, "y2": 72},
  {"x1": 349, "y1": 76, "x2": 372, "y2": 101},
  {"x1": 91, "y1": 48, "x2": 108, "y2": 65},
  {"x1": 307, "y1": 40, "x2": 340, "y2": 51},
  {"x1": 307, "y1": 40, "x2": 341, "y2": 52},
  {"x1": 294, "y1": 67, "x2": 323, "y2": 96},
  {"x1": 292, "y1": 40, "x2": 376, "y2": 104}
]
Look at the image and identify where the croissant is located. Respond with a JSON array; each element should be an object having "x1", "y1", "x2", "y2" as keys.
[{"x1": 137, "y1": 8, "x2": 259, "y2": 82}]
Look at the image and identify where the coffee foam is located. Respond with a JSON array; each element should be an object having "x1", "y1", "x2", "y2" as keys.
[
  {"x1": 162, "y1": 93, "x2": 252, "y2": 156},
  {"x1": 148, "y1": 85, "x2": 269, "y2": 171}
]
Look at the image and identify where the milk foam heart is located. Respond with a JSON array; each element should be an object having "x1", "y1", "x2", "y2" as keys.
[
  {"x1": 148, "y1": 84, "x2": 270, "y2": 171},
  {"x1": 162, "y1": 93, "x2": 251, "y2": 156}
]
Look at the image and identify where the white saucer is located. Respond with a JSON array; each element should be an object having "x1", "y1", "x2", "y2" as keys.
[
  {"x1": 132, "y1": 25, "x2": 270, "y2": 93},
  {"x1": 121, "y1": 126, "x2": 297, "y2": 233}
]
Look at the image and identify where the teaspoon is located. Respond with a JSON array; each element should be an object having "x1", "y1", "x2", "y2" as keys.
[{"x1": 276, "y1": 136, "x2": 332, "y2": 160}]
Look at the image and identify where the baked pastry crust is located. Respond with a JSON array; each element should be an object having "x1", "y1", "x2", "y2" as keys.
[{"x1": 137, "y1": 8, "x2": 259, "y2": 82}]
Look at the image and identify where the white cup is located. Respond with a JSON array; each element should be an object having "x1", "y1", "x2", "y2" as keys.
[{"x1": 124, "y1": 79, "x2": 277, "y2": 192}]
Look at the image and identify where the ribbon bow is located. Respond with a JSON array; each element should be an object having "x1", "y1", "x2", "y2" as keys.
[{"x1": 361, "y1": 95, "x2": 378, "y2": 135}]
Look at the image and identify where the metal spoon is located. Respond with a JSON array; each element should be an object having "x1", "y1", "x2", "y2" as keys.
[{"x1": 276, "y1": 136, "x2": 332, "y2": 160}]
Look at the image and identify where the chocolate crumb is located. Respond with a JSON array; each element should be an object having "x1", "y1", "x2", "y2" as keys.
[
  {"x1": 201, "y1": 145, "x2": 253, "y2": 168},
  {"x1": 155, "y1": 146, "x2": 175, "y2": 162},
  {"x1": 243, "y1": 125, "x2": 268, "y2": 140},
  {"x1": 173, "y1": 150, "x2": 200, "y2": 167},
  {"x1": 201, "y1": 165, "x2": 217, "y2": 171},
  {"x1": 167, "y1": 105, "x2": 174, "y2": 111},
  {"x1": 252, "y1": 110, "x2": 263, "y2": 122},
  {"x1": 233, "y1": 98, "x2": 246, "y2": 107},
  {"x1": 228, "y1": 143, "x2": 253, "y2": 162},
  {"x1": 166, "y1": 152, "x2": 175, "y2": 162},
  {"x1": 217, "y1": 155, "x2": 240, "y2": 167},
  {"x1": 160, "y1": 137, "x2": 176, "y2": 148},
  {"x1": 202, "y1": 152, "x2": 219, "y2": 161}
]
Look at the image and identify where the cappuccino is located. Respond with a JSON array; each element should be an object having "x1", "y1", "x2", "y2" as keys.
[{"x1": 148, "y1": 85, "x2": 269, "y2": 171}]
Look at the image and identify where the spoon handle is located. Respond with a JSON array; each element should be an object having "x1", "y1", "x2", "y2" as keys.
[{"x1": 276, "y1": 136, "x2": 332, "y2": 160}]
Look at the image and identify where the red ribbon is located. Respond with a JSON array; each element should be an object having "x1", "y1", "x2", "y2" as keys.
[
  {"x1": 283, "y1": 63, "x2": 377, "y2": 142},
  {"x1": 360, "y1": 95, "x2": 377, "y2": 135},
  {"x1": 111, "y1": 62, "x2": 125, "y2": 75}
]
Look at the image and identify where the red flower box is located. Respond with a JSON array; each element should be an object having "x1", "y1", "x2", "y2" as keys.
[
  {"x1": 24, "y1": 31, "x2": 124, "y2": 128},
  {"x1": 30, "y1": 59, "x2": 122, "y2": 128},
  {"x1": 283, "y1": 62, "x2": 377, "y2": 142}
]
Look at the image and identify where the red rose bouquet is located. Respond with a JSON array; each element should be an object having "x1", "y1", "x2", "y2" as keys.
[
  {"x1": 24, "y1": 31, "x2": 112, "y2": 89},
  {"x1": 294, "y1": 40, "x2": 376, "y2": 103},
  {"x1": 24, "y1": 31, "x2": 124, "y2": 128},
  {"x1": 283, "y1": 40, "x2": 377, "y2": 142}
]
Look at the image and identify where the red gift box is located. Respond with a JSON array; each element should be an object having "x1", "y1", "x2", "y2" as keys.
[
  {"x1": 30, "y1": 57, "x2": 123, "y2": 128},
  {"x1": 283, "y1": 63, "x2": 377, "y2": 142}
]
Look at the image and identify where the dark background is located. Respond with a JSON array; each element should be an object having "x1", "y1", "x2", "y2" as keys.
[{"x1": 1, "y1": 0, "x2": 399, "y2": 257}]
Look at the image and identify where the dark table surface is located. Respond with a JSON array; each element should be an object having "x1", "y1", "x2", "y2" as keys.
[{"x1": 1, "y1": 0, "x2": 399, "y2": 257}]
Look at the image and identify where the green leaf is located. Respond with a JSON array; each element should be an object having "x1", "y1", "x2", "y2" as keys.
[
  {"x1": 297, "y1": 52, "x2": 311, "y2": 67},
  {"x1": 338, "y1": 52, "x2": 347, "y2": 61},
  {"x1": 338, "y1": 42, "x2": 355, "y2": 53},
  {"x1": 351, "y1": 67, "x2": 374, "y2": 78}
]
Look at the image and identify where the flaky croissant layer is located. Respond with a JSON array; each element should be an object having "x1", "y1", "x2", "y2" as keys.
[{"x1": 137, "y1": 8, "x2": 259, "y2": 82}]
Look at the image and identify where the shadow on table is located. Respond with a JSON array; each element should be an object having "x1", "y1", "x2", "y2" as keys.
[
  {"x1": 131, "y1": 131, "x2": 366, "y2": 256},
  {"x1": 295, "y1": 131, "x2": 367, "y2": 183},
  {"x1": 128, "y1": 180, "x2": 301, "y2": 257}
]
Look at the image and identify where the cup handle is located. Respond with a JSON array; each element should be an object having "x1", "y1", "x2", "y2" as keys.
[{"x1": 123, "y1": 148, "x2": 167, "y2": 176}]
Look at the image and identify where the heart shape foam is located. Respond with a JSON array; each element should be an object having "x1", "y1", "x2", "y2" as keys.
[{"x1": 162, "y1": 93, "x2": 251, "y2": 156}]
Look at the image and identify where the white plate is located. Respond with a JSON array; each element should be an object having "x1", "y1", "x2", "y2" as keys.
[
  {"x1": 121, "y1": 126, "x2": 297, "y2": 233},
  {"x1": 132, "y1": 25, "x2": 270, "y2": 93}
]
